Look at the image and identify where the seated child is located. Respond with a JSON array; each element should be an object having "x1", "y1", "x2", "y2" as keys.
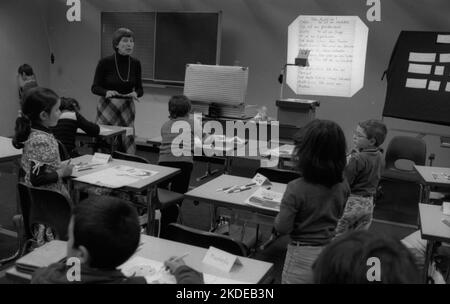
[
  {"x1": 313, "y1": 230, "x2": 421, "y2": 284},
  {"x1": 31, "y1": 195, "x2": 203, "y2": 284},
  {"x1": 335, "y1": 119, "x2": 387, "y2": 236},
  {"x1": 17, "y1": 64, "x2": 38, "y2": 103},
  {"x1": 13, "y1": 87, "x2": 74, "y2": 246},
  {"x1": 158, "y1": 95, "x2": 202, "y2": 237},
  {"x1": 52, "y1": 97, "x2": 100, "y2": 157},
  {"x1": 274, "y1": 119, "x2": 350, "y2": 284}
]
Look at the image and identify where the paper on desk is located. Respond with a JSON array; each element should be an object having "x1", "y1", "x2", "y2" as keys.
[
  {"x1": 260, "y1": 144, "x2": 294, "y2": 157},
  {"x1": 203, "y1": 273, "x2": 249, "y2": 284},
  {"x1": 119, "y1": 256, "x2": 176, "y2": 284},
  {"x1": 99, "y1": 126, "x2": 113, "y2": 133},
  {"x1": 74, "y1": 165, "x2": 157, "y2": 188},
  {"x1": 245, "y1": 187, "x2": 283, "y2": 212}
]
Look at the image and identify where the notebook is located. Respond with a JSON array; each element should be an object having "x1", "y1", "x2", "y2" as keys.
[
  {"x1": 16, "y1": 240, "x2": 67, "y2": 274},
  {"x1": 245, "y1": 187, "x2": 283, "y2": 212}
]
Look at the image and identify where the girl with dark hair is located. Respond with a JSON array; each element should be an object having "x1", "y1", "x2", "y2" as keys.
[
  {"x1": 274, "y1": 119, "x2": 350, "y2": 284},
  {"x1": 91, "y1": 27, "x2": 143, "y2": 154},
  {"x1": 52, "y1": 97, "x2": 100, "y2": 157},
  {"x1": 13, "y1": 87, "x2": 74, "y2": 245}
]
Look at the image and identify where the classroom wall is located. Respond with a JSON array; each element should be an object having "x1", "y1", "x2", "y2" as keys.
[
  {"x1": 44, "y1": 0, "x2": 450, "y2": 165},
  {"x1": 0, "y1": 0, "x2": 51, "y2": 136}
]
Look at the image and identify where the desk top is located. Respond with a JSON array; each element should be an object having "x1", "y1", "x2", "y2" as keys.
[
  {"x1": 185, "y1": 174, "x2": 287, "y2": 216},
  {"x1": 0, "y1": 136, "x2": 22, "y2": 162},
  {"x1": 419, "y1": 203, "x2": 450, "y2": 243},
  {"x1": 414, "y1": 165, "x2": 450, "y2": 187},
  {"x1": 71, "y1": 154, "x2": 179, "y2": 191},
  {"x1": 77, "y1": 125, "x2": 126, "y2": 138},
  {"x1": 6, "y1": 234, "x2": 273, "y2": 284}
]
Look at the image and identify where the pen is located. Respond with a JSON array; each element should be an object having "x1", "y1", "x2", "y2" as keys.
[
  {"x1": 175, "y1": 253, "x2": 190, "y2": 261},
  {"x1": 216, "y1": 185, "x2": 235, "y2": 192},
  {"x1": 77, "y1": 166, "x2": 96, "y2": 172},
  {"x1": 229, "y1": 186, "x2": 252, "y2": 193}
]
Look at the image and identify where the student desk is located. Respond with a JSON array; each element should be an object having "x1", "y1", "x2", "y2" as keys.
[
  {"x1": 414, "y1": 165, "x2": 450, "y2": 204},
  {"x1": 419, "y1": 203, "x2": 450, "y2": 283},
  {"x1": 0, "y1": 136, "x2": 22, "y2": 237},
  {"x1": 5, "y1": 235, "x2": 274, "y2": 284},
  {"x1": 76, "y1": 124, "x2": 127, "y2": 153},
  {"x1": 201, "y1": 140, "x2": 295, "y2": 179},
  {"x1": 185, "y1": 174, "x2": 286, "y2": 233},
  {"x1": 70, "y1": 154, "x2": 179, "y2": 236}
]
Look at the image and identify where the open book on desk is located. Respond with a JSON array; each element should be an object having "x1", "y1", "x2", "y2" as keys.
[
  {"x1": 73, "y1": 165, "x2": 158, "y2": 188},
  {"x1": 244, "y1": 187, "x2": 283, "y2": 212}
]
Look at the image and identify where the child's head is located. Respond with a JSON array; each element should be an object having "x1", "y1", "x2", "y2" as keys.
[
  {"x1": 67, "y1": 195, "x2": 140, "y2": 270},
  {"x1": 18, "y1": 64, "x2": 34, "y2": 80},
  {"x1": 294, "y1": 119, "x2": 347, "y2": 187},
  {"x1": 60, "y1": 97, "x2": 81, "y2": 112},
  {"x1": 168, "y1": 95, "x2": 191, "y2": 119},
  {"x1": 353, "y1": 119, "x2": 387, "y2": 150},
  {"x1": 313, "y1": 230, "x2": 421, "y2": 284},
  {"x1": 13, "y1": 87, "x2": 61, "y2": 149}
]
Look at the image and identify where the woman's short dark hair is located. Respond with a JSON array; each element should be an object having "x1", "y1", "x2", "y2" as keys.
[
  {"x1": 313, "y1": 230, "x2": 421, "y2": 284},
  {"x1": 60, "y1": 97, "x2": 80, "y2": 112},
  {"x1": 13, "y1": 87, "x2": 59, "y2": 149},
  {"x1": 72, "y1": 195, "x2": 140, "y2": 270},
  {"x1": 112, "y1": 28, "x2": 134, "y2": 51},
  {"x1": 168, "y1": 95, "x2": 191, "y2": 119},
  {"x1": 18, "y1": 64, "x2": 34, "y2": 76},
  {"x1": 293, "y1": 119, "x2": 346, "y2": 187}
]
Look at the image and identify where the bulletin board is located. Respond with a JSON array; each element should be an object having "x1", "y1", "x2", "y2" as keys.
[{"x1": 383, "y1": 31, "x2": 450, "y2": 126}]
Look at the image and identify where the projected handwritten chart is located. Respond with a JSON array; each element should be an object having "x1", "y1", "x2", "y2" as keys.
[
  {"x1": 286, "y1": 16, "x2": 368, "y2": 97},
  {"x1": 383, "y1": 31, "x2": 450, "y2": 126}
]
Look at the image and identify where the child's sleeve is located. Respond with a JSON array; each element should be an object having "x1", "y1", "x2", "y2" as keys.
[
  {"x1": 344, "y1": 154, "x2": 362, "y2": 186},
  {"x1": 274, "y1": 183, "x2": 301, "y2": 234},
  {"x1": 174, "y1": 265, "x2": 204, "y2": 284},
  {"x1": 76, "y1": 112, "x2": 100, "y2": 136},
  {"x1": 27, "y1": 137, "x2": 60, "y2": 186}
]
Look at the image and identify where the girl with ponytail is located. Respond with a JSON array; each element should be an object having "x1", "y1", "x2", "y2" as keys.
[{"x1": 13, "y1": 87, "x2": 73, "y2": 245}]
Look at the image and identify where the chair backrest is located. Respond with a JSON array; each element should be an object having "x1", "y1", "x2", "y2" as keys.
[
  {"x1": 166, "y1": 223, "x2": 249, "y2": 257},
  {"x1": 255, "y1": 167, "x2": 301, "y2": 184},
  {"x1": 17, "y1": 182, "x2": 33, "y2": 241},
  {"x1": 19, "y1": 182, "x2": 72, "y2": 241},
  {"x1": 112, "y1": 151, "x2": 149, "y2": 164},
  {"x1": 385, "y1": 136, "x2": 426, "y2": 170}
]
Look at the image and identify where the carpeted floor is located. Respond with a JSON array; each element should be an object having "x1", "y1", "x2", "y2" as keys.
[{"x1": 0, "y1": 146, "x2": 419, "y2": 283}]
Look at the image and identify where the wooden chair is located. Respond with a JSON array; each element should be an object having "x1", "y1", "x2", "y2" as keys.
[{"x1": 166, "y1": 223, "x2": 249, "y2": 257}]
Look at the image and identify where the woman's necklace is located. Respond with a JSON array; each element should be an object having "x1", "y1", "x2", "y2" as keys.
[{"x1": 115, "y1": 52, "x2": 130, "y2": 82}]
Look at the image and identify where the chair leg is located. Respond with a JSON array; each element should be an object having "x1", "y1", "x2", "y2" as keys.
[{"x1": 0, "y1": 215, "x2": 25, "y2": 265}]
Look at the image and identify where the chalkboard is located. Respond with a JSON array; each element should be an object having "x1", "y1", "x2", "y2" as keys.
[
  {"x1": 101, "y1": 12, "x2": 221, "y2": 84},
  {"x1": 383, "y1": 31, "x2": 450, "y2": 126}
]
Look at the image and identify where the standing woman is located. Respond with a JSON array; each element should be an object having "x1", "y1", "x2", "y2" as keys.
[{"x1": 91, "y1": 28, "x2": 143, "y2": 154}]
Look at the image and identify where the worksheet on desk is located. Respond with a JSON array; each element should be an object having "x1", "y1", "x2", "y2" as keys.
[
  {"x1": 73, "y1": 165, "x2": 158, "y2": 188},
  {"x1": 245, "y1": 187, "x2": 283, "y2": 212}
]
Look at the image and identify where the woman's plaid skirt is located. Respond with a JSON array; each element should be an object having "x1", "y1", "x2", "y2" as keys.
[{"x1": 96, "y1": 97, "x2": 136, "y2": 154}]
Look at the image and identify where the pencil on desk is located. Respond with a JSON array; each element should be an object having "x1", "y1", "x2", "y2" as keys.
[{"x1": 176, "y1": 253, "x2": 190, "y2": 261}]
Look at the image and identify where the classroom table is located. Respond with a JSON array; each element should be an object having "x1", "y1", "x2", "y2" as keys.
[
  {"x1": 70, "y1": 154, "x2": 180, "y2": 236},
  {"x1": 5, "y1": 234, "x2": 274, "y2": 284},
  {"x1": 414, "y1": 165, "x2": 450, "y2": 204},
  {"x1": 76, "y1": 124, "x2": 127, "y2": 153},
  {"x1": 185, "y1": 174, "x2": 286, "y2": 234},
  {"x1": 418, "y1": 203, "x2": 450, "y2": 283}
]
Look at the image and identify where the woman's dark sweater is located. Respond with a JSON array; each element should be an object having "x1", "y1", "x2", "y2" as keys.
[{"x1": 91, "y1": 52, "x2": 143, "y2": 97}]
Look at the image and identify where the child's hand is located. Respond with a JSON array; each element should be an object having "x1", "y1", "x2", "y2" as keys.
[
  {"x1": 126, "y1": 91, "x2": 139, "y2": 102},
  {"x1": 164, "y1": 256, "x2": 186, "y2": 274},
  {"x1": 57, "y1": 164, "x2": 74, "y2": 178}
]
